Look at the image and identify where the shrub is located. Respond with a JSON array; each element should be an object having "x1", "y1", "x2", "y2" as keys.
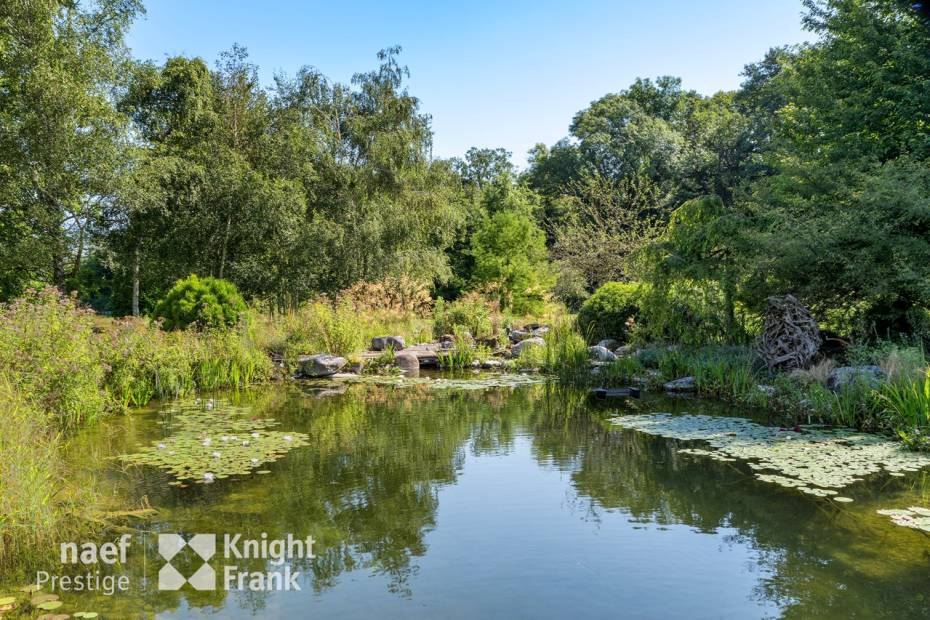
[
  {"x1": 0, "y1": 286, "x2": 106, "y2": 429},
  {"x1": 281, "y1": 300, "x2": 363, "y2": 360},
  {"x1": 432, "y1": 293, "x2": 501, "y2": 341},
  {"x1": 577, "y1": 282, "x2": 641, "y2": 344},
  {"x1": 155, "y1": 275, "x2": 247, "y2": 331},
  {"x1": 339, "y1": 276, "x2": 433, "y2": 316}
]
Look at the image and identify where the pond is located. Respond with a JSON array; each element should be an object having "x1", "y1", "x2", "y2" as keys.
[{"x1": 10, "y1": 378, "x2": 930, "y2": 618}]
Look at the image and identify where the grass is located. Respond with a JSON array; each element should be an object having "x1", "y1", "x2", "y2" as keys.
[{"x1": 0, "y1": 378, "x2": 90, "y2": 573}]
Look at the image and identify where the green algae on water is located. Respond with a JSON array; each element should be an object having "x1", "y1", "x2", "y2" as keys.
[{"x1": 119, "y1": 399, "x2": 309, "y2": 484}]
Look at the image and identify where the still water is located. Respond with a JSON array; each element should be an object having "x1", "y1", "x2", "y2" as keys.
[{"x1": 19, "y1": 380, "x2": 930, "y2": 618}]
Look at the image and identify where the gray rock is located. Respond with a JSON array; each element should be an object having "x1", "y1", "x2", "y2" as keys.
[
  {"x1": 826, "y1": 365, "x2": 885, "y2": 392},
  {"x1": 508, "y1": 328, "x2": 531, "y2": 343},
  {"x1": 296, "y1": 354, "x2": 347, "y2": 378},
  {"x1": 481, "y1": 359, "x2": 503, "y2": 369},
  {"x1": 371, "y1": 335, "x2": 405, "y2": 351},
  {"x1": 589, "y1": 345, "x2": 618, "y2": 362},
  {"x1": 597, "y1": 339, "x2": 620, "y2": 350},
  {"x1": 531, "y1": 326, "x2": 550, "y2": 338},
  {"x1": 614, "y1": 345, "x2": 635, "y2": 356},
  {"x1": 512, "y1": 337, "x2": 546, "y2": 357},
  {"x1": 394, "y1": 352, "x2": 420, "y2": 372},
  {"x1": 664, "y1": 376, "x2": 696, "y2": 392}
]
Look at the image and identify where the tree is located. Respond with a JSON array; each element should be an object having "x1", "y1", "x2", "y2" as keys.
[
  {"x1": 0, "y1": 0, "x2": 141, "y2": 300},
  {"x1": 470, "y1": 210, "x2": 552, "y2": 314}
]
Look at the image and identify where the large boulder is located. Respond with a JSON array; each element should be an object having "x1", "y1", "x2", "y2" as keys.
[
  {"x1": 826, "y1": 366, "x2": 885, "y2": 392},
  {"x1": 512, "y1": 337, "x2": 545, "y2": 357},
  {"x1": 371, "y1": 335, "x2": 405, "y2": 351},
  {"x1": 664, "y1": 376, "x2": 696, "y2": 392},
  {"x1": 597, "y1": 338, "x2": 620, "y2": 351},
  {"x1": 394, "y1": 352, "x2": 420, "y2": 372},
  {"x1": 589, "y1": 345, "x2": 618, "y2": 362},
  {"x1": 296, "y1": 354, "x2": 347, "y2": 378},
  {"x1": 508, "y1": 328, "x2": 531, "y2": 343}
]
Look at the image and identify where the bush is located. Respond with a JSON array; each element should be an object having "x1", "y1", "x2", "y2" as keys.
[
  {"x1": 155, "y1": 275, "x2": 247, "y2": 331},
  {"x1": 0, "y1": 286, "x2": 106, "y2": 429},
  {"x1": 576, "y1": 282, "x2": 641, "y2": 344},
  {"x1": 281, "y1": 300, "x2": 363, "y2": 360},
  {"x1": 432, "y1": 293, "x2": 501, "y2": 341}
]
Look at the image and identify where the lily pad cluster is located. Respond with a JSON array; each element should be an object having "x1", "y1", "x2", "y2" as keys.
[
  {"x1": 120, "y1": 400, "x2": 309, "y2": 484},
  {"x1": 611, "y1": 413, "x2": 930, "y2": 497},
  {"x1": 877, "y1": 507, "x2": 930, "y2": 532},
  {"x1": 0, "y1": 586, "x2": 98, "y2": 618}
]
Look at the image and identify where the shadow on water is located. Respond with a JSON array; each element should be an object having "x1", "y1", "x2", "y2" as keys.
[{"x1": 11, "y1": 382, "x2": 930, "y2": 618}]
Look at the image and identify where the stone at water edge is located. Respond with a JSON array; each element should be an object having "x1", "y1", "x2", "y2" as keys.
[
  {"x1": 394, "y1": 352, "x2": 420, "y2": 372},
  {"x1": 826, "y1": 366, "x2": 885, "y2": 392},
  {"x1": 508, "y1": 328, "x2": 531, "y2": 343},
  {"x1": 663, "y1": 376, "x2": 696, "y2": 392},
  {"x1": 589, "y1": 345, "x2": 618, "y2": 362},
  {"x1": 597, "y1": 338, "x2": 620, "y2": 350},
  {"x1": 296, "y1": 354, "x2": 347, "y2": 378},
  {"x1": 512, "y1": 337, "x2": 545, "y2": 357},
  {"x1": 371, "y1": 335, "x2": 406, "y2": 351},
  {"x1": 531, "y1": 326, "x2": 550, "y2": 338}
]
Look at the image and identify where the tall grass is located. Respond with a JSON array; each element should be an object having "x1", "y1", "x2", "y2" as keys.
[
  {"x1": 879, "y1": 371, "x2": 930, "y2": 449},
  {"x1": 0, "y1": 378, "x2": 89, "y2": 572}
]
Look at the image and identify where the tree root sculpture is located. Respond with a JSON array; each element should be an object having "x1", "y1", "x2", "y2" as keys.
[{"x1": 759, "y1": 294, "x2": 821, "y2": 371}]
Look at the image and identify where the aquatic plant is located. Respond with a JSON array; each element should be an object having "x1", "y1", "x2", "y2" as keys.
[
  {"x1": 119, "y1": 399, "x2": 309, "y2": 484},
  {"x1": 878, "y1": 371, "x2": 930, "y2": 450},
  {"x1": 612, "y1": 413, "x2": 930, "y2": 497},
  {"x1": 876, "y1": 506, "x2": 930, "y2": 532}
]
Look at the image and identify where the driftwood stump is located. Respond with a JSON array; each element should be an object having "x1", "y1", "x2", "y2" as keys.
[{"x1": 759, "y1": 295, "x2": 821, "y2": 371}]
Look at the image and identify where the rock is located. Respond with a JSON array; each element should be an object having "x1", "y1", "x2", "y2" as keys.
[
  {"x1": 512, "y1": 337, "x2": 545, "y2": 357},
  {"x1": 664, "y1": 376, "x2": 696, "y2": 392},
  {"x1": 371, "y1": 335, "x2": 405, "y2": 351},
  {"x1": 394, "y1": 352, "x2": 420, "y2": 372},
  {"x1": 531, "y1": 326, "x2": 550, "y2": 338},
  {"x1": 589, "y1": 345, "x2": 618, "y2": 362},
  {"x1": 508, "y1": 328, "x2": 531, "y2": 343},
  {"x1": 597, "y1": 339, "x2": 620, "y2": 350},
  {"x1": 826, "y1": 366, "x2": 885, "y2": 392},
  {"x1": 614, "y1": 345, "x2": 635, "y2": 356},
  {"x1": 481, "y1": 359, "x2": 503, "y2": 369},
  {"x1": 295, "y1": 354, "x2": 347, "y2": 378}
]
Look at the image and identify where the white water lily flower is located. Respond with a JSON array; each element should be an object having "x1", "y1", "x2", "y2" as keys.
[
  {"x1": 202, "y1": 438, "x2": 212, "y2": 446},
  {"x1": 204, "y1": 472, "x2": 215, "y2": 482},
  {"x1": 212, "y1": 451, "x2": 221, "y2": 458}
]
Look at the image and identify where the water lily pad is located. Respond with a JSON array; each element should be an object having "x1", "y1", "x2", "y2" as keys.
[
  {"x1": 35, "y1": 600, "x2": 63, "y2": 610},
  {"x1": 0, "y1": 595, "x2": 15, "y2": 606},
  {"x1": 611, "y1": 413, "x2": 930, "y2": 497},
  {"x1": 119, "y1": 399, "x2": 309, "y2": 484},
  {"x1": 30, "y1": 593, "x2": 59, "y2": 605}
]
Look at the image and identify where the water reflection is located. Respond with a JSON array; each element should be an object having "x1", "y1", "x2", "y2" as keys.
[{"x1": 27, "y1": 383, "x2": 930, "y2": 618}]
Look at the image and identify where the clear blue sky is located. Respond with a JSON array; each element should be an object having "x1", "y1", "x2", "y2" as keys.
[{"x1": 126, "y1": 0, "x2": 811, "y2": 164}]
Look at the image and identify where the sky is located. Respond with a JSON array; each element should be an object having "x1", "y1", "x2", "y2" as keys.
[{"x1": 126, "y1": 0, "x2": 812, "y2": 164}]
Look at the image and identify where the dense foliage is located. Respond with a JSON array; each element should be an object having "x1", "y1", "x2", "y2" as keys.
[
  {"x1": 6, "y1": 0, "x2": 929, "y2": 346},
  {"x1": 576, "y1": 282, "x2": 641, "y2": 343},
  {"x1": 155, "y1": 275, "x2": 247, "y2": 330}
]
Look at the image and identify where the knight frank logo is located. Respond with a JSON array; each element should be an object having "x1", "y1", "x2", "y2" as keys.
[
  {"x1": 158, "y1": 534, "x2": 216, "y2": 591},
  {"x1": 156, "y1": 532, "x2": 314, "y2": 592}
]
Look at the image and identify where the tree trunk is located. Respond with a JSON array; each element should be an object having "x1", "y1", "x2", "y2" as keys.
[
  {"x1": 132, "y1": 247, "x2": 140, "y2": 317},
  {"x1": 219, "y1": 214, "x2": 231, "y2": 279}
]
